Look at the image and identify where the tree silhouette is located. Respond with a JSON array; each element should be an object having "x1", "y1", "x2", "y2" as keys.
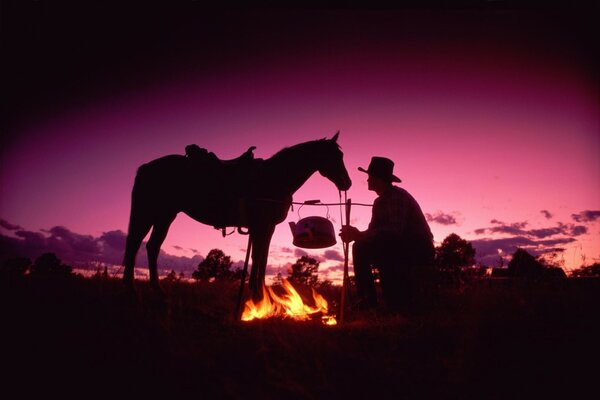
[
  {"x1": 507, "y1": 248, "x2": 544, "y2": 277},
  {"x1": 435, "y1": 233, "x2": 476, "y2": 286},
  {"x1": 288, "y1": 255, "x2": 320, "y2": 287},
  {"x1": 436, "y1": 233, "x2": 476, "y2": 270},
  {"x1": 192, "y1": 249, "x2": 237, "y2": 281},
  {"x1": 30, "y1": 253, "x2": 72, "y2": 276},
  {"x1": 571, "y1": 262, "x2": 600, "y2": 277},
  {"x1": 162, "y1": 269, "x2": 180, "y2": 282},
  {"x1": 1, "y1": 256, "x2": 31, "y2": 278}
]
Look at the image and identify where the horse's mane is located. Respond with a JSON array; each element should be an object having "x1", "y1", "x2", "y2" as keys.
[{"x1": 269, "y1": 138, "x2": 340, "y2": 164}]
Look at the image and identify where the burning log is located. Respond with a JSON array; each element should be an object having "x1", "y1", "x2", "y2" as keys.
[{"x1": 241, "y1": 279, "x2": 337, "y2": 325}]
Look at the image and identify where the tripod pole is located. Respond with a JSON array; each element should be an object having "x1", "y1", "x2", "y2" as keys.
[
  {"x1": 235, "y1": 234, "x2": 252, "y2": 320},
  {"x1": 339, "y1": 198, "x2": 351, "y2": 324}
]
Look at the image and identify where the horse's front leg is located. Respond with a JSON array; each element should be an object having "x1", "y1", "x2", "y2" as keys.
[
  {"x1": 248, "y1": 225, "x2": 275, "y2": 301},
  {"x1": 145, "y1": 215, "x2": 176, "y2": 294}
]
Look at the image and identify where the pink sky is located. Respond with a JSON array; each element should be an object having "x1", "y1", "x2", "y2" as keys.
[{"x1": 1, "y1": 8, "x2": 598, "y2": 282}]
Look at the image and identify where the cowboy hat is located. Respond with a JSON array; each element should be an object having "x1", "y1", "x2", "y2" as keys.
[{"x1": 358, "y1": 156, "x2": 401, "y2": 183}]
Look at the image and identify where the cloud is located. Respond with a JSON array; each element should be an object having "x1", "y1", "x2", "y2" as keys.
[
  {"x1": 540, "y1": 210, "x2": 553, "y2": 219},
  {"x1": 294, "y1": 248, "x2": 309, "y2": 258},
  {"x1": 471, "y1": 236, "x2": 577, "y2": 267},
  {"x1": 425, "y1": 211, "x2": 458, "y2": 225},
  {"x1": 0, "y1": 218, "x2": 23, "y2": 231},
  {"x1": 0, "y1": 225, "x2": 204, "y2": 274},
  {"x1": 323, "y1": 263, "x2": 346, "y2": 272},
  {"x1": 323, "y1": 249, "x2": 344, "y2": 261},
  {"x1": 46, "y1": 226, "x2": 100, "y2": 259},
  {"x1": 527, "y1": 224, "x2": 587, "y2": 239},
  {"x1": 490, "y1": 219, "x2": 528, "y2": 229},
  {"x1": 475, "y1": 221, "x2": 587, "y2": 239},
  {"x1": 571, "y1": 210, "x2": 600, "y2": 223},
  {"x1": 471, "y1": 215, "x2": 590, "y2": 267},
  {"x1": 173, "y1": 245, "x2": 184, "y2": 251}
]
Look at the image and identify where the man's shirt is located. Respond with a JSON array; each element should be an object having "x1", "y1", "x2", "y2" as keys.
[{"x1": 368, "y1": 185, "x2": 433, "y2": 244}]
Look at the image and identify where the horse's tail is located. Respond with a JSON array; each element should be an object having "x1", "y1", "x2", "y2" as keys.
[{"x1": 122, "y1": 164, "x2": 153, "y2": 267}]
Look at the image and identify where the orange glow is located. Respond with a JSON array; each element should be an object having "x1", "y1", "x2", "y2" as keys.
[{"x1": 241, "y1": 279, "x2": 337, "y2": 325}]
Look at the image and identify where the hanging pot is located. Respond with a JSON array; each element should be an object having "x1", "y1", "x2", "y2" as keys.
[{"x1": 289, "y1": 216, "x2": 337, "y2": 249}]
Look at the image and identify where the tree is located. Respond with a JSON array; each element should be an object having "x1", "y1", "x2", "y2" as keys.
[
  {"x1": 507, "y1": 248, "x2": 544, "y2": 277},
  {"x1": 288, "y1": 255, "x2": 320, "y2": 287},
  {"x1": 1, "y1": 257, "x2": 31, "y2": 278},
  {"x1": 435, "y1": 233, "x2": 476, "y2": 270},
  {"x1": 162, "y1": 269, "x2": 179, "y2": 282},
  {"x1": 571, "y1": 262, "x2": 600, "y2": 277},
  {"x1": 192, "y1": 249, "x2": 235, "y2": 281},
  {"x1": 30, "y1": 253, "x2": 72, "y2": 276}
]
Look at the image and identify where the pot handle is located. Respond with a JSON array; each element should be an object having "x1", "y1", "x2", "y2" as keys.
[{"x1": 297, "y1": 200, "x2": 330, "y2": 220}]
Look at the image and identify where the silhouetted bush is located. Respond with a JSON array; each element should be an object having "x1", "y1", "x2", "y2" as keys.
[
  {"x1": 507, "y1": 248, "x2": 566, "y2": 279},
  {"x1": 571, "y1": 262, "x2": 600, "y2": 277},
  {"x1": 30, "y1": 253, "x2": 73, "y2": 276},
  {"x1": 288, "y1": 255, "x2": 320, "y2": 287},
  {"x1": 1, "y1": 256, "x2": 31, "y2": 278},
  {"x1": 435, "y1": 233, "x2": 476, "y2": 286},
  {"x1": 192, "y1": 249, "x2": 240, "y2": 282}
]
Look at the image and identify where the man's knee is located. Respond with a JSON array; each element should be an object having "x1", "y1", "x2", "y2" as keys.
[{"x1": 352, "y1": 238, "x2": 372, "y2": 262}]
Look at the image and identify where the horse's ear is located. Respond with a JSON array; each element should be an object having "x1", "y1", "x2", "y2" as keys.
[{"x1": 330, "y1": 131, "x2": 340, "y2": 142}]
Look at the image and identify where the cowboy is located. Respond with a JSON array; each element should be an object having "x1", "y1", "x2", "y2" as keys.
[{"x1": 340, "y1": 156, "x2": 435, "y2": 311}]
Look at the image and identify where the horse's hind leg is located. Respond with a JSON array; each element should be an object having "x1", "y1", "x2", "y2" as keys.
[
  {"x1": 123, "y1": 219, "x2": 152, "y2": 288},
  {"x1": 146, "y1": 214, "x2": 176, "y2": 291},
  {"x1": 248, "y1": 225, "x2": 275, "y2": 301}
]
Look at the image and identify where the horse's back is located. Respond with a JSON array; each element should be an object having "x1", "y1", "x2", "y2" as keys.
[
  {"x1": 132, "y1": 155, "x2": 191, "y2": 205},
  {"x1": 137, "y1": 154, "x2": 187, "y2": 177}
]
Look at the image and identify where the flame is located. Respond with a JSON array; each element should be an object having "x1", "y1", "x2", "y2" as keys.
[{"x1": 241, "y1": 279, "x2": 337, "y2": 325}]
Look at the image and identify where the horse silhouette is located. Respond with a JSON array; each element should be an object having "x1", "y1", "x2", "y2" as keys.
[{"x1": 123, "y1": 132, "x2": 351, "y2": 298}]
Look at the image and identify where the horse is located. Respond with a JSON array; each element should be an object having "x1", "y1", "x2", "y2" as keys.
[{"x1": 122, "y1": 132, "x2": 352, "y2": 299}]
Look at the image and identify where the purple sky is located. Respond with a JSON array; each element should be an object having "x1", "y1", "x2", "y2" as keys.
[{"x1": 1, "y1": 5, "x2": 599, "y2": 282}]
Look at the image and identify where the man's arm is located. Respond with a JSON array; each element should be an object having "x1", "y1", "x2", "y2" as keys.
[{"x1": 339, "y1": 225, "x2": 375, "y2": 242}]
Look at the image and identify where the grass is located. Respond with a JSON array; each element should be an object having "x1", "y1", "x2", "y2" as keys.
[{"x1": 2, "y1": 274, "x2": 599, "y2": 399}]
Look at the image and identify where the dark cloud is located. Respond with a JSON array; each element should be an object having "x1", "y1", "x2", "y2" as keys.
[
  {"x1": 0, "y1": 219, "x2": 23, "y2": 231},
  {"x1": 323, "y1": 249, "x2": 344, "y2": 262},
  {"x1": 490, "y1": 219, "x2": 528, "y2": 229},
  {"x1": 294, "y1": 248, "x2": 309, "y2": 258},
  {"x1": 476, "y1": 221, "x2": 587, "y2": 239},
  {"x1": 173, "y1": 245, "x2": 184, "y2": 251},
  {"x1": 571, "y1": 210, "x2": 600, "y2": 223},
  {"x1": 15, "y1": 230, "x2": 48, "y2": 250},
  {"x1": 323, "y1": 263, "x2": 346, "y2": 272},
  {"x1": 47, "y1": 226, "x2": 100, "y2": 259},
  {"x1": 0, "y1": 225, "x2": 204, "y2": 274},
  {"x1": 540, "y1": 210, "x2": 553, "y2": 219},
  {"x1": 486, "y1": 225, "x2": 527, "y2": 236},
  {"x1": 425, "y1": 211, "x2": 458, "y2": 226},
  {"x1": 471, "y1": 236, "x2": 578, "y2": 268},
  {"x1": 538, "y1": 238, "x2": 577, "y2": 247},
  {"x1": 527, "y1": 223, "x2": 587, "y2": 239}
]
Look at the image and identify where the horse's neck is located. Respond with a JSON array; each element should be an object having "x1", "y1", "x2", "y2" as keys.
[{"x1": 263, "y1": 144, "x2": 319, "y2": 197}]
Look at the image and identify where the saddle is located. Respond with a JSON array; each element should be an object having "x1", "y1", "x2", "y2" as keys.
[
  {"x1": 185, "y1": 144, "x2": 257, "y2": 166},
  {"x1": 185, "y1": 144, "x2": 263, "y2": 234}
]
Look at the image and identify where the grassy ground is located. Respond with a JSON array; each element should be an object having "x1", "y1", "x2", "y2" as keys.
[{"x1": 2, "y1": 274, "x2": 599, "y2": 399}]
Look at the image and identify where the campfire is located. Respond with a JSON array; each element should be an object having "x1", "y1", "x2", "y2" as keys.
[{"x1": 241, "y1": 279, "x2": 337, "y2": 325}]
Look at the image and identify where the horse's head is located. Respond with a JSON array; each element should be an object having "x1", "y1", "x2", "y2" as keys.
[{"x1": 315, "y1": 132, "x2": 352, "y2": 191}]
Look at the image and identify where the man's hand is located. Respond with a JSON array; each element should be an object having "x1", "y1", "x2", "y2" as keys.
[{"x1": 340, "y1": 225, "x2": 361, "y2": 243}]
